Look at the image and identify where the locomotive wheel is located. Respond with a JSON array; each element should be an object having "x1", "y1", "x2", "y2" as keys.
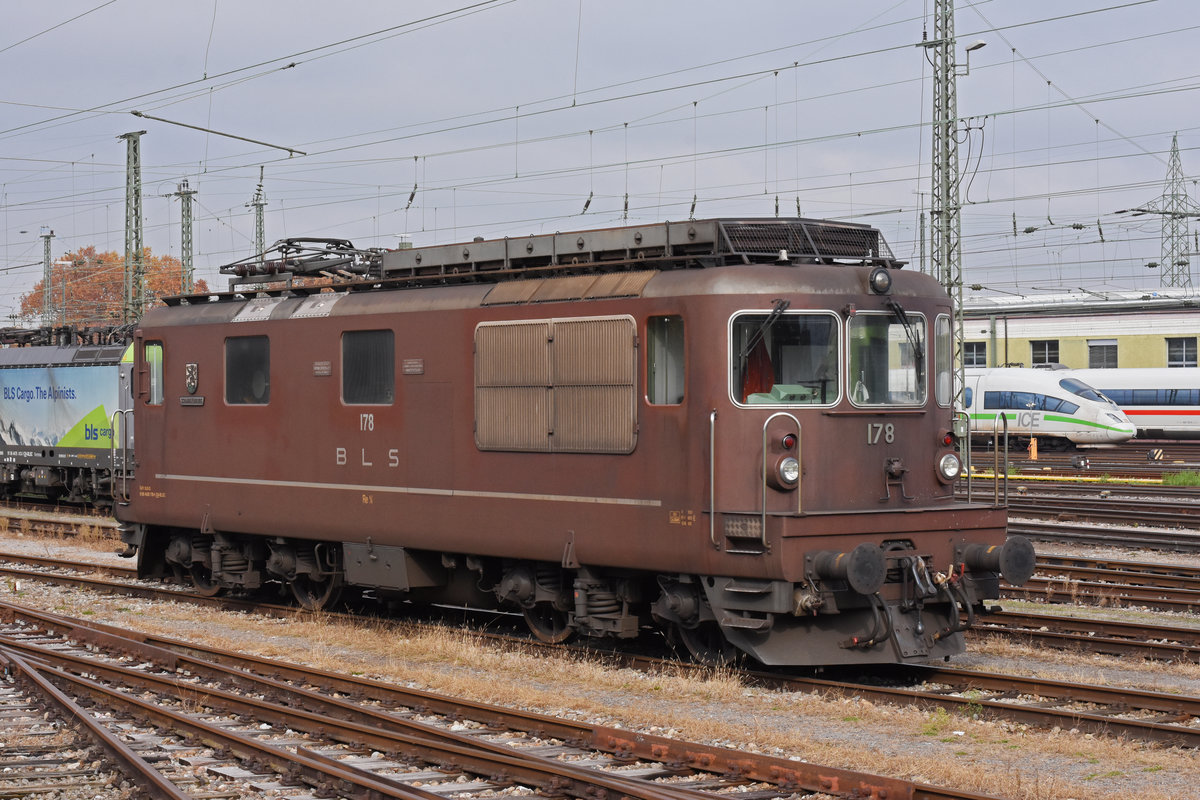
[
  {"x1": 291, "y1": 573, "x2": 344, "y2": 611},
  {"x1": 189, "y1": 564, "x2": 221, "y2": 597},
  {"x1": 674, "y1": 621, "x2": 737, "y2": 666},
  {"x1": 523, "y1": 603, "x2": 575, "y2": 644}
]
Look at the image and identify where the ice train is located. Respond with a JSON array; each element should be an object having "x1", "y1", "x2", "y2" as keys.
[
  {"x1": 1072, "y1": 367, "x2": 1200, "y2": 440},
  {"x1": 963, "y1": 367, "x2": 1135, "y2": 446}
]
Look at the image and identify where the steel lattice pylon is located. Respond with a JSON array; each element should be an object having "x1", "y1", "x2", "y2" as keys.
[
  {"x1": 927, "y1": 0, "x2": 965, "y2": 411},
  {"x1": 119, "y1": 130, "x2": 147, "y2": 322},
  {"x1": 1157, "y1": 134, "x2": 1197, "y2": 289},
  {"x1": 175, "y1": 180, "x2": 197, "y2": 294},
  {"x1": 40, "y1": 229, "x2": 53, "y2": 327},
  {"x1": 247, "y1": 166, "x2": 267, "y2": 265}
]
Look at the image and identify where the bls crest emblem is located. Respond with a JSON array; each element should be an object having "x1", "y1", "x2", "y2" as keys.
[{"x1": 185, "y1": 363, "x2": 199, "y2": 395}]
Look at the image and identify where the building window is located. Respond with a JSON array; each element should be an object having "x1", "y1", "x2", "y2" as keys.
[
  {"x1": 1030, "y1": 340, "x2": 1058, "y2": 366},
  {"x1": 342, "y1": 330, "x2": 395, "y2": 404},
  {"x1": 964, "y1": 341, "x2": 987, "y2": 368},
  {"x1": 1088, "y1": 339, "x2": 1117, "y2": 369},
  {"x1": 226, "y1": 336, "x2": 270, "y2": 405},
  {"x1": 647, "y1": 316, "x2": 685, "y2": 404},
  {"x1": 1168, "y1": 337, "x2": 1197, "y2": 368}
]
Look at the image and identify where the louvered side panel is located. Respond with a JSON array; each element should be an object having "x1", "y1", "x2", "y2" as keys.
[
  {"x1": 552, "y1": 316, "x2": 635, "y2": 386},
  {"x1": 475, "y1": 321, "x2": 550, "y2": 386},
  {"x1": 554, "y1": 386, "x2": 636, "y2": 453},
  {"x1": 475, "y1": 386, "x2": 552, "y2": 451}
]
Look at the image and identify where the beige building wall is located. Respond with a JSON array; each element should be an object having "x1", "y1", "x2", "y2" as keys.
[{"x1": 965, "y1": 310, "x2": 1200, "y2": 369}]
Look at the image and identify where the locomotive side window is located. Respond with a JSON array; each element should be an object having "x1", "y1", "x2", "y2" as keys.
[
  {"x1": 934, "y1": 315, "x2": 952, "y2": 407},
  {"x1": 731, "y1": 312, "x2": 839, "y2": 405},
  {"x1": 226, "y1": 336, "x2": 270, "y2": 405},
  {"x1": 342, "y1": 330, "x2": 395, "y2": 405},
  {"x1": 847, "y1": 311, "x2": 927, "y2": 406},
  {"x1": 145, "y1": 342, "x2": 163, "y2": 405},
  {"x1": 647, "y1": 315, "x2": 684, "y2": 405}
]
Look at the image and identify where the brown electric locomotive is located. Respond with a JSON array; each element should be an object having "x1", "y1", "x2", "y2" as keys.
[{"x1": 115, "y1": 217, "x2": 1033, "y2": 665}]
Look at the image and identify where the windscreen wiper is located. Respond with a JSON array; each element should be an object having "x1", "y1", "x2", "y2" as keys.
[
  {"x1": 739, "y1": 298, "x2": 791, "y2": 362},
  {"x1": 886, "y1": 297, "x2": 925, "y2": 367}
]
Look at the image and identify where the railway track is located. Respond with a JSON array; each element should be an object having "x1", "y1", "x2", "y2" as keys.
[
  {"x1": 4, "y1": 548, "x2": 1200, "y2": 753},
  {"x1": 0, "y1": 600, "x2": 1000, "y2": 800},
  {"x1": 1007, "y1": 517, "x2": 1200, "y2": 552},
  {"x1": 0, "y1": 675, "x2": 129, "y2": 798},
  {"x1": 970, "y1": 440, "x2": 1200, "y2": 481},
  {"x1": 8, "y1": 547, "x2": 1200, "y2": 649},
  {"x1": 1004, "y1": 554, "x2": 1200, "y2": 612},
  {"x1": 973, "y1": 609, "x2": 1200, "y2": 662}
]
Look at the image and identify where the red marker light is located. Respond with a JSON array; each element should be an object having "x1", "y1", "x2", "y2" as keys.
[{"x1": 782, "y1": 434, "x2": 797, "y2": 450}]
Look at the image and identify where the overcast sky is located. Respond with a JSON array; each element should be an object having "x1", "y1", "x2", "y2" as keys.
[{"x1": 1, "y1": 0, "x2": 1196, "y2": 321}]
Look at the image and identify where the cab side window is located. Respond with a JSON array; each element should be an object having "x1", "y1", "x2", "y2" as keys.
[
  {"x1": 226, "y1": 336, "x2": 270, "y2": 405},
  {"x1": 145, "y1": 342, "x2": 163, "y2": 405},
  {"x1": 647, "y1": 315, "x2": 684, "y2": 404},
  {"x1": 343, "y1": 330, "x2": 395, "y2": 404}
]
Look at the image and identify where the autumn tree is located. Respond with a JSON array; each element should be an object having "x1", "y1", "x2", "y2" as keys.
[{"x1": 18, "y1": 245, "x2": 209, "y2": 327}]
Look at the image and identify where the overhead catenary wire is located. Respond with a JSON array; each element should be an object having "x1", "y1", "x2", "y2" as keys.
[{"x1": 0, "y1": 1, "x2": 1192, "y2": 311}]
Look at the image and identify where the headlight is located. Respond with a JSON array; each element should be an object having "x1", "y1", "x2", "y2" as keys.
[
  {"x1": 868, "y1": 266, "x2": 893, "y2": 294},
  {"x1": 779, "y1": 457, "x2": 800, "y2": 485},
  {"x1": 937, "y1": 452, "x2": 962, "y2": 482}
]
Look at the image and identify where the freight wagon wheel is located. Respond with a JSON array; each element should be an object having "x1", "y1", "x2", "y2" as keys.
[
  {"x1": 291, "y1": 573, "x2": 344, "y2": 611},
  {"x1": 189, "y1": 564, "x2": 221, "y2": 597},
  {"x1": 523, "y1": 603, "x2": 575, "y2": 644},
  {"x1": 674, "y1": 621, "x2": 736, "y2": 667}
]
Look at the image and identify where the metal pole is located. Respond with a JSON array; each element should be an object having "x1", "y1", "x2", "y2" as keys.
[
  {"x1": 118, "y1": 131, "x2": 147, "y2": 323},
  {"x1": 929, "y1": 0, "x2": 964, "y2": 411},
  {"x1": 247, "y1": 166, "x2": 266, "y2": 264},
  {"x1": 175, "y1": 180, "x2": 197, "y2": 293},
  {"x1": 39, "y1": 227, "x2": 53, "y2": 328}
]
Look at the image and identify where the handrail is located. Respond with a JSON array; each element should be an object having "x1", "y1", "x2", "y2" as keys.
[
  {"x1": 761, "y1": 412, "x2": 800, "y2": 549},
  {"x1": 110, "y1": 408, "x2": 134, "y2": 503},
  {"x1": 991, "y1": 412, "x2": 1010, "y2": 506},
  {"x1": 954, "y1": 411, "x2": 972, "y2": 502},
  {"x1": 709, "y1": 410, "x2": 718, "y2": 548}
]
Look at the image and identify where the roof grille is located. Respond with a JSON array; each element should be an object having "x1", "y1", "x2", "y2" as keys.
[{"x1": 198, "y1": 217, "x2": 904, "y2": 301}]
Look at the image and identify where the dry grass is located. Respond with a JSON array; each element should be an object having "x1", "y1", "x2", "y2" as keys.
[
  {"x1": 72, "y1": 522, "x2": 113, "y2": 550},
  {"x1": 19, "y1": 584, "x2": 1194, "y2": 800},
  {"x1": 0, "y1": 511, "x2": 119, "y2": 553}
]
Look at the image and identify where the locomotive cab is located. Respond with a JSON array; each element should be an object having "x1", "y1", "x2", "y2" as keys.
[{"x1": 659, "y1": 262, "x2": 1034, "y2": 665}]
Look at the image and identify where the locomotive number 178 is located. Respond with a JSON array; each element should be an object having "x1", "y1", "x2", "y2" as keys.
[{"x1": 866, "y1": 423, "x2": 895, "y2": 444}]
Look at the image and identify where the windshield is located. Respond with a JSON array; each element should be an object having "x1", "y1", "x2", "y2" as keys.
[
  {"x1": 847, "y1": 311, "x2": 927, "y2": 406},
  {"x1": 1059, "y1": 377, "x2": 1117, "y2": 406},
  {"x1": 731, "y1": 312, "x2": 840, "y2": 405}
]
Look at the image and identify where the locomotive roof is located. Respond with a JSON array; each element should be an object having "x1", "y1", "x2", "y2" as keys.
[
  {"x1": 0, "y1": 326, "x2": 132, "y2": 366},
  {"x1": 0, "y1": 342, "x2": 128, "y2": 367},
  {"x1": 169, "y1": 217, "x2": 904, "y2": 308}
]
